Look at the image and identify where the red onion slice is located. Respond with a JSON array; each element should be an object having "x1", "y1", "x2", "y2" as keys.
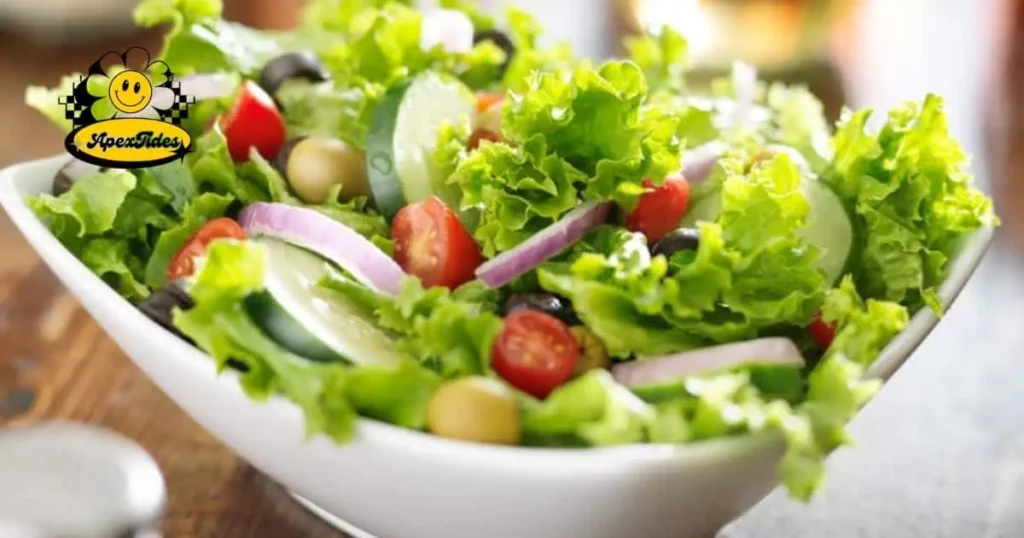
[
  {"x1": 177, "y1": 73, "x2": 237, "y2": 101},
  {"x1": 476, "y1": 201, "x2": 613, "y2": 288},
  {"x1": 612, "y1": 337, "x2": 804, "y2": 387},
  {"x1": 680, "y1": 141, "x2": 727, "y2": 186},
  {"x1": 421, "y1": 9, "x2": 474, "y2": 54},
  {"x1": 239, "y1": 202, "x2": 405, "y2": 295}
]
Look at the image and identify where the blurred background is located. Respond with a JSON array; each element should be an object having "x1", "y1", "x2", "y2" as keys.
[{"x1": 1, "y1": 0, "x2": 1023, "y2": 536}]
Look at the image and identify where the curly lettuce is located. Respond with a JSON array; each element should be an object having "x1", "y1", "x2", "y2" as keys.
[
  {"x1": 538, "y1": 154, "x2": 825, "y2": 357},
  {"x1": 823, "y1": 95, "x2": 998, "y2": 311},
  {"x1": 449, "y1": 136, "x2": 586, "y2": 257}
]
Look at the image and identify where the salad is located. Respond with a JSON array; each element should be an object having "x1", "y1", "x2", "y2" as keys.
[{"x1": 24, "y1": 0, "x2": 998, "y2": 500}]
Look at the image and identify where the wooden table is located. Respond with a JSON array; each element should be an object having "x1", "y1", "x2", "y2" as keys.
[{"x1": 3, "y1": 0, "x2": 1024, "y2": 537}]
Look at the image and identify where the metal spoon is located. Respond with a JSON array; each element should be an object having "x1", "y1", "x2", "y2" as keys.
[{"x1": 0, "y1": 422, "x2": 166, "y2": 537}]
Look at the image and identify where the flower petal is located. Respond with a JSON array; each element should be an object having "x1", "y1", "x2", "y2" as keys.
[
  {"x1": 90, "y1": 98, "x2": 116, "y2": 120},
  {"x1": 149, "y1": 87, "x2": 175, "y2": 110},
  {"x1": 97, "y1": 51, "x2": 124, "y2": 78},
  {"x1": 123, "y1": 47, "x2": 151, "y2": 72},
  {"x1": 86, "y1": 75, "x2": 111, "y2": 98},
  {"x1": 146, "y1": 61, "x2": 170, "y2": 86}
]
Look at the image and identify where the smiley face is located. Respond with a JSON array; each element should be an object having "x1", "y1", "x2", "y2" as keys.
[{"x1": 108, "y1": 70, "x2": 152, "y2": 114}]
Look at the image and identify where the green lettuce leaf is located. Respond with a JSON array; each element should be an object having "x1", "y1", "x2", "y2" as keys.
[
  {"x1": 522, "y1": 370, "x2": 654, "y2": 447},
  {"x1": 624, "y1": 26, "x2": 688, "y2": 98},
  {"x1": 143, "y1": 192, "x2": 235, "y2": 287},
  {"x1": 275, "y1": 79, "x2": 380, "y2": 148},
  {"x1": 324, "y1": 276, "x2": 503, "y2": 379},
  {"x1": 175, "y1": 239, "x2": 443, "y2": 440},
  {"x1": 135, "y1": 0, "x2": 292, "y2": 76},
  {"x1": 500, "y1": 7, "x2": 575, "y2": 93},
  {"x1": 81, "y1": 238, "x2": 151, "y2": 302},
  {"x1": 343, "y1": 362, "x2": 443, "y2": 429},
  {"x1": 449, "y1": 135, "x2": 586, "y2": 257},
  {"x1": 764, "y1": 83, "x2": 832, "y2": 171},
  {"x1": 138, "y1": 160, "x2": 198, "y2": 214},
  {"x1": 27, "y1": 169, "x2": 137, "y2": 247},
  {"x1": 503, "y1": 60, "x2": 682, "y2": 208},
  {"x1": 24, "y1": 73, "x2": 80, "y2": 133},
  {"x1": 823, "y1": 95, "x2": 998, "y2": 311},
  {"x1": 301, "y1": 0, "x2": 413, "y2": 34},
  {"x1": 187, "y1": 127, "x2": 270, "y2": 203},
  {"x1": 537, "y1": 155, "x2": 825, "y2": 357},
  {"x1": 788, "y1": 278, "x2": 908, "y2": 496}
]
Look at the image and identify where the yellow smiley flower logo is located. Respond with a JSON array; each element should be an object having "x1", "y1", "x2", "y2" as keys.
[
  {"x1": 59, "y1": 46, "x2": 195, "y2": 169},
  {"x1": 83, "y1": 47, "x2": 176, "y2": 120}
]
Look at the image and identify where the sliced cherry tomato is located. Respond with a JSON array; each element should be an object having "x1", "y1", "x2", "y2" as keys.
[
  {"x1": 492, "y1": 310, "x2": 580, "y2": 399},
  {"x1": 167, "y1": 218, "x2": 246, "y2": 280},
  {"x1": 221, "y1": 80, "x2": 286, "y2": 162},
  {"x1": 625, "y1": 175, "x2": 691, "y2": 243},
  {"x1": 468, "y1": 128, "x2": 502, "y2": 149},
  {"x1": 391, "y1": 196, "x2": 483, "y2": 289},
  {"x1": 476, "y1": 92, "x2": 504, "y2": 113},
  {"x1": 808, "y1": 312, "x2": 837, "y2": 350}
]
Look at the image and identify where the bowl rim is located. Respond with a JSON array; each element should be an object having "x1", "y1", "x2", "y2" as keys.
[{"x1": 0, "y1": 154, "x2": 994, "y2": 466}]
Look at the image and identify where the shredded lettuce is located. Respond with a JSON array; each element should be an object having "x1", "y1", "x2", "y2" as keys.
[{"x1": 824, "y1": 95, "x2": 998, "y2": 311}]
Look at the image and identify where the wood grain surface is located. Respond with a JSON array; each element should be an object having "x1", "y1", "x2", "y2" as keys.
[{"x1": 1, "y1": 1, "x2": 1023, "y2": 537}]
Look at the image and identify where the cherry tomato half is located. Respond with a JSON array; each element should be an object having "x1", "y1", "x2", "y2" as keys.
[
  {"x1": 492, "y1": 310, "x2": 580, "y2": 399},
  {"x1": 468, "y1": 128, "x2": 502, "y2": 149},
  {"x1": 391, "y1": 196, "x2": 483, "y2": 289},
  {"x1": 167, "y1": 218, "x2": 247, "y2": 280},
  {"x1": 808, "y1": 312, "x2": 837, "y2": 351},
  {"x1": 625, "y1": 175, "x2": 691, "y2": 243},
  {"x1": 221, "y1": 80, "x2": 286, "y2": 162}
]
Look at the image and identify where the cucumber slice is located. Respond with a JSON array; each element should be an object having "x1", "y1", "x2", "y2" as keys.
[
  {"x1": 247, "y1": 237, "x2": 400, "y2": 367},
  {"x1": 681, "y1": 178, "x2": 854, "y2": 284},
  {"x1": 366, "y1": 71, "x2": 475, "y2": 220},
  {"x1": 799, "y1": 179, "x2": 854, "y2": 284}
]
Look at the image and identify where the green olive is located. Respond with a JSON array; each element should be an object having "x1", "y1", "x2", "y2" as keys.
[
  {"x1": 427, "y1": 377, "x2": 522, "y2": 445},
  {"x1": 285, "y1": 136, "x2": 370, "y2": 204},
  {"x1": 570, "y1": 326, "x2": 611, "y2": 376}
]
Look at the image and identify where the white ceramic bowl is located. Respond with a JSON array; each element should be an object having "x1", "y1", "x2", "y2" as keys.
[{"x1": 0, "y1": 155, "x2": 994, "y2": 538}]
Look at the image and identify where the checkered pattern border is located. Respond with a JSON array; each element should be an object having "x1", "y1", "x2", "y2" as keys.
[
  {"x1": 60, "y1": 76, "x2": 86, "y2": 127},
  {"x1": 163, "y1": 80, "x2": 195, "y2": 124}
]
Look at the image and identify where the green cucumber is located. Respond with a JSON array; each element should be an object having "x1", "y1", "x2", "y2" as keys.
[
  {"x1": 246, "y1": 237, "x2": 400, "y2": 367},
  {"x1": 682, "y1": 178, "x2": 854, "y2": 285},
  {"x1": 366, "y1": 71, "x2": 475, "y2": 220}
]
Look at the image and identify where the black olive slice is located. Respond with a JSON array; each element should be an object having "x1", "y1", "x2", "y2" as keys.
[
  {"x1": 502, "y1": 292, "x2": 576, "y2": 324},
  {"x1": 137, "y1": 282, "x2": 195, "y2": 343},
  {"x1": 257, "y1": 51, "x2": 329, "y2": 102},
  {"x1": 473, "y1": 29, "x2": 516, "y2": 76},
  {"x1": 651, "y1": 228, "x2": 701, "y2": 259}
]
